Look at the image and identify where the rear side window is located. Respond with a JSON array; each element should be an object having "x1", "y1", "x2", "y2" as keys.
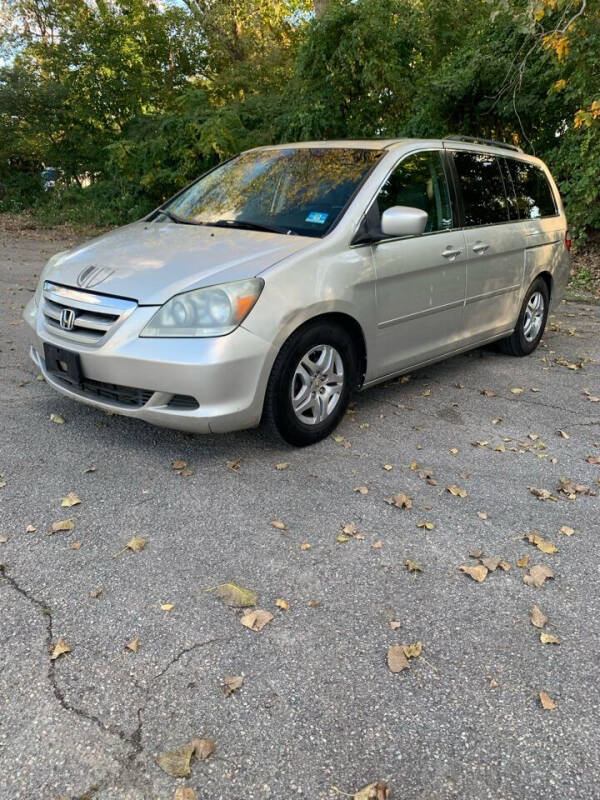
[
  {"x1": 375, "y1": 151, "x2": 453, "y2": 232},
  {"x1": 452, "y1": 151, "x2": 509, "y2": 226},
  {"x1": 506, "y1": 159, "x2": 557, "y2": 219}
]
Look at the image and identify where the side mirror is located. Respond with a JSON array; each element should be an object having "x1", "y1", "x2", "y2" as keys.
[{"x1": 381, "y1": 206, "x2": 428, "y2": 237}]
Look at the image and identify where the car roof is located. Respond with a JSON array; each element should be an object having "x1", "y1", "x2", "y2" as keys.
[{"x1": 246, "y1": 138, "x2": 538, "y2": 160}]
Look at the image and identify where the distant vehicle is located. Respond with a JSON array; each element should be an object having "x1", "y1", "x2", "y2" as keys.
[
  {"x1": 41, "y1": 167, "x2": 58, "y2": 191},
  {"x1": 25, "y1": 136, "x2": 569, "y2": 446}
]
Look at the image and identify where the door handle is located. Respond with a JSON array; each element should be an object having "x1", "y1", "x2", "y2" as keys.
[
  {"x1": 442, "y1": 246, "x2": 463, "y2": 260},
  {"x1": 472, "y1": 242, "x2": 490, "y2": 254}
]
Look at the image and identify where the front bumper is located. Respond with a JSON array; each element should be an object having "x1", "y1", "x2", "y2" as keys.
[{"x1": 24, "y1": 296, "x2": 275, "y2": 433}]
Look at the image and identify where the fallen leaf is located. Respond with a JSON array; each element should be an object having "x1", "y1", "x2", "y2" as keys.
[
  {"x1": 160, "y1": 603, "x2": 174, "y2": 611},
  {"x1": 480, "y1": 389, "x2": 495, "y2": 397},
  {"x1": 84, "y1": 466, "x2": 96, "y2": 473},
  {"x1": 389, "y1": 620, "x2": 401, "y2": 630},
  {"x1": 387, "y1": 645, "x2": 410, "y2": 673},
  {"x1": 477, "y1": 511, "x2": 488, "y2": 520},
  {"x1": 404, "y1": 559, "x2": 423, "y2": 572},
  {"x1": 524, "y1": 564, "x2": 554, "y2": 588},
  {"x1": 0, "y1": 536, "x2": 7, "y2": 544},
  {"x1": 353, "y1": 485, "x2": 369, "y2": 494},
  {"x1": 50, "y1": 638, "x2": 71, "y2": 660},
  {"x1": 60, "y1": 492, "x2": 81, "y2": 507},
  {"x1": 409, "y1": 460, "x2": 419, "y2": 471},
  {"x1": 559, "y1": 525, "x2": 575, "y2": 536},
  {"x1": 382, "y1": 463, "x2": 393, "y2": 471},
  {"x1": 371, "y1": 540, "x2": 383, "y2": 549},
  {"x1": 126, "y1": 637, "x2": 141, "y2": 652},
  {"x1": 403, "y1": 641, "x2": 423, "y2": 659},
  {"x1": 126, "y1": 536, "x2": 147, "y2": 553},
  {"x1": 307, "y1": 599, "x2": 321, "y2": 607},
  {"x1": 26, "y1": 524, "x2": 37, "y2": 532},
  {"x1": 50, "y1": 413, "x2": 65, "y2": 424},
  {"x1": 300, "y1": 542, "x2": 312, "y2": 550},
  {"x1": 529, "y1": 486, "x2": 555, "y2": 501},
  {"x1": 489, "y1": 678, "x2": 499, "y2": 689},
  {"x1": 480, "y1": 556, "x2": 502, "y2": 572},
  {"x1": 353, "y1": 782, "x2": 391, "y2": 800},
  {"x1": 156, "y1": 744, "x2": 194, "y2": 777},
  {"x1": 558, "y1": 430, "x2": 570, "y2": 439},
  {"x1": 223, "y1": 675, "x2": 244, "y2": 696},
  {"x1": 70, "y1": 541, "x2": 82, "y2": 550},
  {"x1": 275, "y1": 597, "x2": 290, "y2": 611},
  {"x1": 226, "y1": 458, "x2": 241, "y2": 471},
  {"x1": 587, "y1": 455, "x2": 600, "y2": 465},
  {"x1": 472, "y1": 440, "x2": 489, "y2": 447},
  {"x1": 469, "y1": 548, "x2": 482, "y2": 559},
  {"x1": 450, "y1": 447, "x2": 459, "y2": 454},
  {"x1": 524, "y1": 532, "x2": 558, "y2": 554},
  {"x1": 558, "y1": 478, "x2": 592, "y2": 497},
  {"x1": 539, "y1": 691, "x2": 557, "y2": 710},
  {"x1": 50, "y1": 519, "x2": 75, "y2": 534},
  {"x1": 341, "y1": 523, "x2": 363, "y2": 539},
  {"x1": 172, "y1": 459, "x2": 187, "y2": 470},
  {"x1": 385, "y1": 493, "x2": 412, "y2": 509},
  {"x1": 89, "y1": 588, "x2": 103, "y2": 598},
  {"x1": 337, "y1": 534, "x2": 350, "y2": 544},
  {"x1": 192, "y1": 738, "x2": 215, "y2": 760},
  {"x1": 270, "y1": 520, "x2": 287, "y2": 530},
  {"x1": 540, "y1": 631, "x2": 560, "y2": 645},
  {"x1": 174, "y1": 789, "x2": 197, "y2": 800},
  {"x1": 416, "y1": 520, "x2": 435, "y2": 531},
  {"x1": 216, "y1": 582, "x2": 257, "y2": 608},
  {"x1": 531, "y1": 605, "x2": 548, "y2": 628},
  {"x1": 447, "y1": 485, "x2": 467, "y2": 497},
  {"x1": 240, "y1": 609, "x2": 273, "y2": 632},
  {"x1": 275, "y1": 462, "x2": 289, "y2": 470},
  {"x1": 460, "y1": 565, "x2": 488, "y2": 583},
  {"x1": 510, "y1": 387, "x2": 524, "y2": 395},
  {"x1": 517, "y1": 555, "x2": 531, "y2": 568}
]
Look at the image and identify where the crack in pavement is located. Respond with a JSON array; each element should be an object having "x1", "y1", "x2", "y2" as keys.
[
  {"x1": 151, "y1": 635, "x2": 235, "y2": 682},
  {"x1": 1, "y1": 565, "x2": 148, "y2": 796}
]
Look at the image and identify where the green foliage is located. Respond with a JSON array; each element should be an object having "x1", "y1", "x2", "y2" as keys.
[{"x1": 1, "y1": 0, "x2": 598, "y2": 236}]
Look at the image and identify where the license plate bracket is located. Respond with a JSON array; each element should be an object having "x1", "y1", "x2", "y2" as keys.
[{"x1": 43, "y1": 343, "x2": 83, "y2": 387}]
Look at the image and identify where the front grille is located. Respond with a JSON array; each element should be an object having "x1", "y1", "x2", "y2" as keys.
[
  {"x1": 50, "y1": 371, "x2": 154, "y2": 407},
  {"x1": 80, "y1": 378, "x2": 154, "y2": 407},
  {"x1": 42, "y1": 282, "x2": 137, "y2": 345}
]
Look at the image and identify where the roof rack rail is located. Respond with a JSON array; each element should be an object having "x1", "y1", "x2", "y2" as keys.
[{"x1": 445, "y1": 135, "x2": 524, "y2": 154}]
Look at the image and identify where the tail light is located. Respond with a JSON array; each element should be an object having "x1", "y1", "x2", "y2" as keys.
[{"x1": 565, "y1": 230, "x2": 572, "y2": 251}]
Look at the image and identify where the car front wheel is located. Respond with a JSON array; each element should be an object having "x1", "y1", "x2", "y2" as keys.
[{"x1": 263, "y1": 321, "x2": 358, "y2": 446}]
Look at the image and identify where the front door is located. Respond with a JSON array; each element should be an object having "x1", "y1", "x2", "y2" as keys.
[{"x1": 370, "y1": 150, "x2": 467, "y2": 377}]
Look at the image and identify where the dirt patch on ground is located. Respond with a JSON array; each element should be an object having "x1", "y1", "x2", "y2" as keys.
[{"x1": 569, "y1": 232, "x2": 600, "y2": 299}]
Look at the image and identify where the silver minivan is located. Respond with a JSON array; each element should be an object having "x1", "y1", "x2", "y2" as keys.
[{"x1": 24, "y1": 136, "x2": 570, "y2": 446}]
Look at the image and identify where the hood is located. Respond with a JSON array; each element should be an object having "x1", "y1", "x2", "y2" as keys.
[{"x1": 44, "y1": 220, "x2": 315, "y2": 305}]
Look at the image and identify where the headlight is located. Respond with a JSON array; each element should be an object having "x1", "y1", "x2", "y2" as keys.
[
  {"x1": 141, "y1": 278, "x2": 264, "y2": 337},
  {"x1": 34, "y1": 251, "x2": 68, "y2": 305}
]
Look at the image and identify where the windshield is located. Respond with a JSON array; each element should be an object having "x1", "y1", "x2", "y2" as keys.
[{"x1": 164, "y1": 147, "x2": 383, "y2": 237}]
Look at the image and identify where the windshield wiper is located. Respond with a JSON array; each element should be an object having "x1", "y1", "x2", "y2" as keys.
[
  {"x1": 212, "y1": 219, "x2": 293, "y2": 235},
  {"x1": 157, "y1": 209, "x2": 201, "y2": 226}
]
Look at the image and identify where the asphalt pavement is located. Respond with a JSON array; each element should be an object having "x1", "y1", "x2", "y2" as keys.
[{"x1": 1, "y1": 224, "x2": 599, "y2": 800}]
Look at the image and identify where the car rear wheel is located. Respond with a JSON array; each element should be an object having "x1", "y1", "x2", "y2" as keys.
[
  {"x1": 496, "y1": 277, "x2": 550, "y2": 357},
  {"x1": 263, "y1": 321, "x2": 358, "y2": 446}
]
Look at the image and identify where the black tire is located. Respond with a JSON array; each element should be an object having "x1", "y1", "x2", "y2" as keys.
[
  {"x1": 495, "y1": 277, "x2": 550, "y2": 357},
  {"x1": 262, "y1": 320, "x2": 358, "y2": 446}
]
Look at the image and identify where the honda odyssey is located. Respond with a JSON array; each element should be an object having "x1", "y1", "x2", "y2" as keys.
[{"x1": 24, "y1": 137, "x2": 570, "y2": 446}]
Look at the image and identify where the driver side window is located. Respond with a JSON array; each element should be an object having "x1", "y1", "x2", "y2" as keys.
[{"x1": 375, "y1": 151, "x2": 453, "y2": 233}]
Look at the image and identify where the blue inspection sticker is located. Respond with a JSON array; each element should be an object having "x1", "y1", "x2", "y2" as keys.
[{"x1": 305, "y1": 211, "x2": 329, "y2": 224}]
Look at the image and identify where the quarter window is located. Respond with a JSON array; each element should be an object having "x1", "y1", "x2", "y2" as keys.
[
  {"x1": 506, "y1": 159, "x2": 557, "y2": 219},
  {"x1": 452, "y1": 151, "x2": 509, "y2": 226},
  {"x1": 375, "y1": 151, "x2": 453, "y2": 233}
]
